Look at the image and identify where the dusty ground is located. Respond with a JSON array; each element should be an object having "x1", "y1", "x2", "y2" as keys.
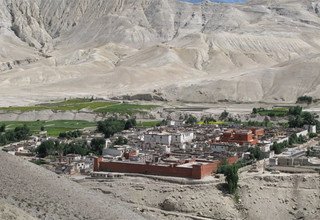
[
  {"x1": 0, "y1": 201, "x2": 36, "y2": 220},
  {"x1": 80, "y1": 176, "x2": 241, "y2": 220},
  {"x1": 79, "y1": 170, "x2": 320, "y2": 220},
  {"x1": 0, "y1": 151, "x2": 145, "y2": 220},
  {"x1": 239, "y1": 172, "x2": 320, "y2": 220}
]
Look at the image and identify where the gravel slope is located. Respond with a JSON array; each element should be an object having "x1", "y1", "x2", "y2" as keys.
[
  {"x1": 0, "y1": 151, "x2": 145, "y2": 220},
  {"x1": 0, "y1": 201, "x2": 36, "y2": 220}
]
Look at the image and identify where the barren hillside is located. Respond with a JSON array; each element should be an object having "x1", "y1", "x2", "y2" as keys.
[
  {"x1": 0, "y1": 151, "x2": 145, "y2": 220},
  {"x1": 1, "y1": 0, "x2": 320, "y2": 105}
]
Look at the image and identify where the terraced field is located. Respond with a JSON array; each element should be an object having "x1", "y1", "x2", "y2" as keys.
[
  {"x1": 0, "y1": 120, "x2": 96, "y2": 136},
  {"x1": 0, "y1": 99, "x2": 158, "y2": 115}
]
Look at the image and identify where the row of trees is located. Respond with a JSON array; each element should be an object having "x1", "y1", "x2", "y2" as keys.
[
  {"x1": 36, "y1": 137, "x2": 106, "y2": 158},
  {"x1": 58, "y1": 130, "x2": 82, "y2": 139},
  {"x1": 0, "y1": 125, "x2": 31, "y2": 146},
  {"x1": 184, "y1": 111, "x2": 231, "y2": 125},
  {"x1": 288, "y1": 111, "x2": 319, "y2": 129},
  {"x1": 297, "y1": 96, "x2": 313, "y2": 104},
  {"x1": 97, "y1": 118, "x2": 137, "y2": 138}
]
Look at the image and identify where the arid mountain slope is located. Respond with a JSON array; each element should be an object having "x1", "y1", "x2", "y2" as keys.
[
  {"x1": 1, "y1": 0, "x2": 320, "y2": 105},
  {"x1": 0, "y1": 151, "x2": 145, "y2": 220}
]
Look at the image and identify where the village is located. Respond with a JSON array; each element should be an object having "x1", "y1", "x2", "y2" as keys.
[{"x1": 2, "y1": 110, "x2": 320, "y2": 181}]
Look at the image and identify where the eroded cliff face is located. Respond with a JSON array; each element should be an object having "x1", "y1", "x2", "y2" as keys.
[
  {"x1": 3, "y1": 0, "x2": 52, "y2": 51},
  {"x1": 1, "y1": 0, "x2": 320, "y2": 105}
]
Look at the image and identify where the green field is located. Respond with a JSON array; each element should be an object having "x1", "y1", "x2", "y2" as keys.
[
  {"x1": 0, "y1": 120, "x2": 97, "y2": 136},
  {"x1": 0, "y1": 99, "x2": 158, "y2": 115},
  {"x1": 137, "y1": 120, "x2": 162, "y2": 128},
  {"x1": 94, "y1": 103, "x2": 157, "y2": 115},
  {"x1": 255, "y1": 107, "x2": 289, "y2": 117}
]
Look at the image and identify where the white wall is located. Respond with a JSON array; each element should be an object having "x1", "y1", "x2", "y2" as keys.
[
  {"x1": 144, "y1": 134, "x2": 172, "y2": 145},
  {"x1": 296, "y1": 130, "x2": 308, "y2": 137}
]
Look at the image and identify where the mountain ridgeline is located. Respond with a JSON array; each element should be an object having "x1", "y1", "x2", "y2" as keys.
[{"x1": 1, "y1": 0, "x2": 320, "y2": 105}]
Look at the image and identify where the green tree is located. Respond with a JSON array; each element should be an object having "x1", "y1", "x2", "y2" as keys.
[
  {"x1": 248, "y1": 147, "x2": 263, "y2": 160},
  {"x1": 113, "y1": 136, "x2": 128, "y2": 145},
  {"x1": 302, "y1": 112, "x2": 316, "y2": 125},
  {"x1": 219, "y1": 110, "x2": 229, "y2": 121},
  {"x1": 13, "y1": 124, "x2": 31, "y2": 141},
  {"x1": 271, "y1": 141, "x2": 289, "y2": 154},
  {"x1": 297, "y1": 96, "x2": 313, "y2": 104},
  {"x1": 288, "y1": 106, "x2": 302, "y2": 116},
  {"x1": 59, "y1": 130, "x2": 82, "y2": 139},
  {"x1": 185, "y1": 115, "x2": 198, "y2": 125},
  {"x1": 97, "y1": 118, "x2": 126, "y2": 138},
  {"x1": 202, "y1": 116, "x2": 216, "y2": 124},
  {"x1": 264, "y1": 116, "x2": 270, "y2": 127},
  {"x1": 124, "y1": 118, "x2": 137, "y2": 130},
  {"x1": 224, "y1": 165, "x2": 239, "y2": 194},
  {"x1": 90, "y1": 138, "x2": 106, "y2": 155},
  {"x1": 36, "y1": 140, "x2": 55, "y2": 158},
  {"x1": 0, "y1": 135, "x2": 7, "y2": 145},
  {"x1": 0, "y1": 124, "x2": 5, "y2": 133},
  {"x1": 156, "y1": 119, "x2": 167, "y2": 127},
  {"x1": 252, "y1": 108, "x2": 257, "y2": 114},
  {"x1": 63, "y1": 140, "x2": 89, "y2": 156},
  {"x1": 309, "y1": 133, "x2": 317, "y2": 138}
]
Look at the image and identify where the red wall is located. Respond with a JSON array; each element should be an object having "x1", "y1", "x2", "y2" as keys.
[
  {"x1": 93, "y1": 157, "x2": 102, "y2": 172},
  {"x1": 192, "y1": 162, "x2": 220, "y2": 179},
  {"x1": 99, "y1": 162, "x2": 194, "y2": 178},
  {"x1": 94, "y1": 156, "x2": 238, "y2": 179}
]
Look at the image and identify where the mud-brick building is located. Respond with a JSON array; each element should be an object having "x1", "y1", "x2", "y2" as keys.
[
  {"x1": 220, "y1": 128, "x2": 265, "y2": 145},
  {"x1": 93, "y1": 156, "x2": 238, "y2": 179}
]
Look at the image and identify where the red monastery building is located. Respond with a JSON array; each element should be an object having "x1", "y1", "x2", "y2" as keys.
[{"x1": 220, "y1": 128, "x2": 264, "y2": 145}]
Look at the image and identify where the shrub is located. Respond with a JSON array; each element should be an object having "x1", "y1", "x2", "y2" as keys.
[
  {"x1": 297, "y1": 96, "x2": 313, "y2": 104},
  {"x1": 309, "y1": 133, "x2": 317, "y2": 138},
  {"x1": 219, "y1": 110, "x2": 229, "y2": 121}
]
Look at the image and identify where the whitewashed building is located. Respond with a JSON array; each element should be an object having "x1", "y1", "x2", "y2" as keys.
[
  {"x1": 167, "y1": 120, "x2": 185, "y2": 127},
  {"x1": 144, "y1": 132, "x2": 172, "y2": 146},
  {"x1": 143, "y1": 131, "x2": 194, "y2": 146}
]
